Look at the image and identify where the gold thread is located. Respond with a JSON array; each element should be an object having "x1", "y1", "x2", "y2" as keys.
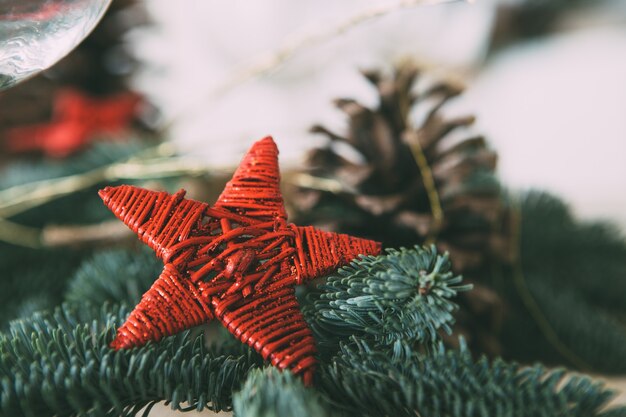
[
  {"x1": 0, "y1": 218, "x2": 42, "y2": 248},
  {"x1": 510, "y1": 200, "x2": 593, "y2": 371},
  {"x1": 160, "y1": 0, "x2": 468, "y2": 134},
  {"x1": 407, "y1": 133, "x2": 444, "y2": 244},
  {"x1": 397, "y1": 73, "x2": 444, "y2": 245}
]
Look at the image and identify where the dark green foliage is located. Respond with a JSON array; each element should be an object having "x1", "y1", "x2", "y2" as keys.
[
  {"x1": 2, "y1": 140, "x2": 148, "y2": 227},
  {"x1": 233, "y1": 368, "x2": 330, "y2": 417},
  {"x1": 496, "y1": 191, "x2": 626, "y2": 373},
  {"x1": 0, "y1": 303, "x2": 262, "y2": 417},
  {"x1": 1, "y1": 244, "x2": 624, "y2": 416},
  {"x1": 0, "y1": 248, "x2": 87, "y2": 326},
  {"x1": 519, "y1": 192, "x2": 626, "y2": 311},
  {"x1": 0, "y1": 141, "x2": 153, "y2": 325},
  {"x1": 66, "y1": 248, "x2": 162, "y2": 307},
  {"x1": 305, "y1": 245, "x2": 471, "y2": 356},
  {"x1": 321, "y1": 339, "x2": 624, "y2": 417},
  {"x1": 0, "y1": 141, "x2": 147, "y2": 190}
]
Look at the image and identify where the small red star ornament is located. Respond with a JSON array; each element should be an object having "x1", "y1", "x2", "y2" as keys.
[
  {"x1": 99, "y1": 136, "x2": 381, "y2": 384},
  {"x1": 5, "y1": 89, "x2": 140, "y2": 157}
]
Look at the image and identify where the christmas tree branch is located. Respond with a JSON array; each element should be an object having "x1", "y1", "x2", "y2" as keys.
[
  {"x1": 64, "y1": 249, "x2": 163, "y2": 308},
  {"x1": 304, "y1": 245, "x2": 471, "y2": 356},
  {"x1": 233, "y1": 368, "x2": 332, "y2": 417},
  {"x1": 499, "y1": 191, "x2": 626, "y2": 374},
  {"x1": 1, "y1": 245, "x2": 624, "y2": 416},
  {"x1": 2, "y1": 304, "x2": 622, "y2": 417},
  {"x1": 0, "y1": 304, "x2": 262, "y2": 417},
  {"x1": 321, "y1": 339, "x2": 623, "y2": 417},
  {"x1": 508, "y1": 198, "x2": 594, "y2": 372}
]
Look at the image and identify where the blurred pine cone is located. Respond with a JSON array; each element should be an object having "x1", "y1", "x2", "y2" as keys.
[
  {"x1": 295, "y1": 62, "x2": 511, "y2": 273},
  {"x1": 292, "y1": 62, "x2": 513, "y2": 356}
]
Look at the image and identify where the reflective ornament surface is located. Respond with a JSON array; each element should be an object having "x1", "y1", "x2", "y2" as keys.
[{"x1": 0, "y1": 0, "x2": 112, "y2": 90}]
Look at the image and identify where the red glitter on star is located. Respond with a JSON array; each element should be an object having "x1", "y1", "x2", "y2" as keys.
[{"x1": 99, "y1": 136, "x2": 381, "y2": 385}]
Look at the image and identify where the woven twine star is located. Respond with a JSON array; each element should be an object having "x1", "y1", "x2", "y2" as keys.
[{"x1": 99, "y1": 136, "x2": 381, "y2": 384}]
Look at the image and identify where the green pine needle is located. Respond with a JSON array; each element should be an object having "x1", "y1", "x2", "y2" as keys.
[
  {"x1": 0, "y1": 303, "x2": 262, "y2": 417},
  {"x1": 1, "y1": 244, "x2": 624, "y2": 417},
  {"x1": 65, "y1": 248, "x2": 162, "y2": 307},
  {"x1": 500, "y1": 191, "x2": 626, "y2": 373},
  {"x1": 233, "y1": 367, "x2": 331, "y2": 417},
  {"x1": 306, "y1": 245, "x2": 471, "y2": 353},
  {"x1": 321, "y1": 339, "x2": 624, "y2": 417}
]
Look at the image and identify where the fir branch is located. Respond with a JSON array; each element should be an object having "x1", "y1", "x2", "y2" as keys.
[
  {"x1": 306, "y1": 245, "x2": 471, "y2": 355},
  {"x1": 321, "y1": 339, "x2": 625, "y2": 417},
  {"x1": 0, "y1": 303, "x2": 262, "y2": 417},
  {"x1": 233, "y1": 367, "x2": 331, "y2": 417},
  {"x1": 518, "y1": 192, "x2": 626, "y2": 310},
  {"x1": 65, "y1": 248, "x2": 162, "y2": 308},
  {"x1": 499, "y1": 191, "x2": 626, "y2": 373},
  {"x1": 525, "y1": 278, "x2": 626, "y2": 373},
  {"x1": 1, "y1": 245, "x2": 624, "y2": 417},
  {"x1": 0, "y1": 247, "x2": 87, "y2": 325}
]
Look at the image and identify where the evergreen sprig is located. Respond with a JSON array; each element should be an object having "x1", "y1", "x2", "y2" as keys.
[
  {"x1": 1, "y1": 245, "x2": 624, "y2": 417},
  {"x1": 306, "y1": 245, "x2": 471, "y2": 355},
  {"x1": 233, "y1": 367, "x2": 331, "y2": 417},
  {"x1": 0, "y1": 249, "x2": 87, "y2": 326},
  {"x1": 65, "y1": 248, "x2": 162, "y2": 307},
  {"x1": 0, "y1": 304, "x2": 262, "y2": 417},
  {"x1": 321, "y1": 339, "x2": 623, "y2": 417},
  {"x1": 498, "y1": 191, "x2": 626, "y2": 373}
]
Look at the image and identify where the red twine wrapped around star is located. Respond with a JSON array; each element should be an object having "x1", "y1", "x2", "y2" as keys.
[
  {"x1": 4, "y1": 88, "x2": 141, "y2": 157},
  {"x1": 99, "y1": 136, "x2": 381, "y2": 385}
]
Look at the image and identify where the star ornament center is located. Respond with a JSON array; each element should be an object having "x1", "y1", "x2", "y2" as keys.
[{"x1": 99, "y1": 136, "x2": 381, "y2": 384}]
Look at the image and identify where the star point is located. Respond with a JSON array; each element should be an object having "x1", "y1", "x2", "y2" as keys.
[{"x1": 100, "y1": 136, "x2": 381, "y2": 384}]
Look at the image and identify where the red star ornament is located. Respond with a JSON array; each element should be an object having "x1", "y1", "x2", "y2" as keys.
[
  {"x1": 99, "y1": 136, "x2": 381, "y2": 385},
  {"x1": 5, "y1": 89, "x2": 140, "y2": 157}
]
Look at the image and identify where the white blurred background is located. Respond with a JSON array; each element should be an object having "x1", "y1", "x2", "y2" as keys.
[{"x1": 128, "y1": 0, "x2": 626, "y2": 230}]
